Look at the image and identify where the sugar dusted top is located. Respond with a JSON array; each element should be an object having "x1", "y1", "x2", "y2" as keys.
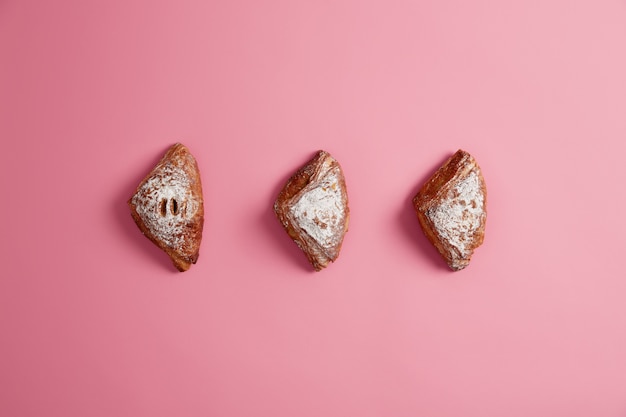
[
  {"x1": 131, "y1": 162, "x2": 198, "y2": 249},
  {"x1": 290, "y1": 160, "x2": 347, "y2": 252},
  {"x1": 428, "y1": 169, "x2": 485, "y2": 262}
]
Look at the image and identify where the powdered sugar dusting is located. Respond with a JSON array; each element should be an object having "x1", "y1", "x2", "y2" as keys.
[
  {"x1": 131, "y1": 163, "x2": 197, "y2": 249},
  {"x1": 290, "y1": 163, "x2": 346, "y2": 251},
  {"x1": 428, "y1": 170, "x2": 485, "y2": 262}
]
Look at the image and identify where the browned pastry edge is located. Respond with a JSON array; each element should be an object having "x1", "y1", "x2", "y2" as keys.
[
  {"x1": 274, "y1": 150, "x2": 350, "y2": 271},
  {"x1": 412, "y1": 149, "x2": 487, "y2": 271},
  {"x1": 128, "y1": 143, "x2": 204, "y2": 272}
]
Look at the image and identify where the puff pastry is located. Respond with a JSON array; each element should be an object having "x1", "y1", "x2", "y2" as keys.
[
  {"x1": 128, "y1": 143, "x2": 204, "y2": 271},
  {"x1": 413, "y1": 150, "x2": 487, "y2": 271},
  {"x1": 274, "y1": 150, "x2": 350, "y2": 271}
]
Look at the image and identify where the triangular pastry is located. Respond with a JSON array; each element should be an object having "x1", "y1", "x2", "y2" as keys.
[
  {"x1": 128, "y1": 143, "x2": 204, "y2": 271},
  {"x1": 413, "y1": 150, "x2": 487, "y2": 271},
  {"x1": 274, "y1": 151, "x2": 350, "y2": 271}
]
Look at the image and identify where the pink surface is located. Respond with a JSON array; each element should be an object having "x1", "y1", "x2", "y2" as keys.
[{"x1": 2, "y1": 0, "x2": 626, "y2": 416}]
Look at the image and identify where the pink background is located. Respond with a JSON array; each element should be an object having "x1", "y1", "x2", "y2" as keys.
[{"x1": 2, "y1": 0, "x2": 626, "y2": 416}]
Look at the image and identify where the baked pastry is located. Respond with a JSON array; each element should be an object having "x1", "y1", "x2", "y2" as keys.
[
  {"x1": 128, "y1": 143, "x2": 204, "y2": 272},
  {"x1": 274, "y1": 150, "x2": 350, "y2": 271},
  {"x1": 413, "y1": 150, "x2": 487, "y2": 271}
]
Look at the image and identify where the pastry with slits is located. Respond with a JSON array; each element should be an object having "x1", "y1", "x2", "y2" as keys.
[{"x1": 128, "y1": 143, "x2": 204, "y2": 271}]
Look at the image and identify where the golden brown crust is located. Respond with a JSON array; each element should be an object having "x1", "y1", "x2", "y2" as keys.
[
  {"x1": 274, "y1": 151, "x2": 350, "y2": 271},
  {"x1": 413, "y1": 150, "x2": 487, "y2": 271},
  {"x1": 128, "y1": 143, "x2": 204, "y2": 272}
]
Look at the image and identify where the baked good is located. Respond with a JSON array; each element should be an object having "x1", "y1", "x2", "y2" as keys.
[
  {"x1": 413, "y1": 150, "x2": 487, "y2": 271},
  {"x1": 274, "y1": 150, "x2": 350, "y2": 271},
  {"x1": 128, "y1": 143, "x2": 204, "y2": 272}
]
